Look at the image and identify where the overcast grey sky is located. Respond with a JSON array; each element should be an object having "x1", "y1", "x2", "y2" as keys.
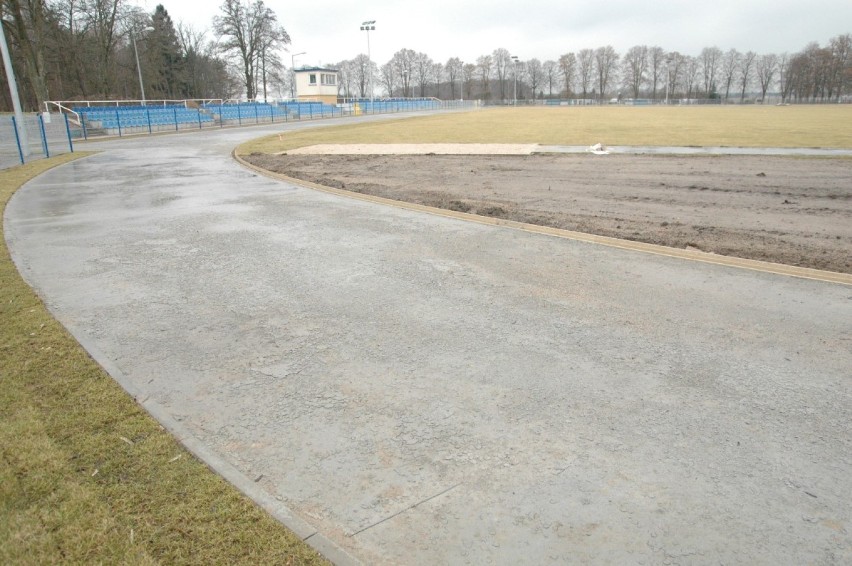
[{"x1": 136, "y1": 0, "x2": 851, "y2": 67}]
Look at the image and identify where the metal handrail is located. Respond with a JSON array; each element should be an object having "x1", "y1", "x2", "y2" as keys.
[{"x1": 44, "y1": 101, "x2": 80, "y2": 125}]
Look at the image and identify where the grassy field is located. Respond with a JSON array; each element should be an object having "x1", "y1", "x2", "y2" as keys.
[
  {"x1": 1, "y1": 156, "x2": 328, "y2": 565},
  {"x1": 238, "y1": 105, "x2": 852, "y2": 154}
]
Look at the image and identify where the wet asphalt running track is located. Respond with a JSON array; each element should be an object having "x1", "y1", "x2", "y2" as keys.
[{"x1": 5, "y1": 118, "x2": 852, "y2": 564}]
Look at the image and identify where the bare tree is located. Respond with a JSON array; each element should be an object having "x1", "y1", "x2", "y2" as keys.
[
  {"x1": 390, "y1": 48, "x2": 415, "y2": 96},
  {"x1": 698, "y1": 46, "x2": 722, "y2": 97},
  {"x1": 666, "y1": 51, "x2": 686, "y2": 98},
  {"x1": 720, "y1": 48, "x2": 740, "y2": 101},
  {"x1": 462, "y1": 62, "x2": 476, "y2": 99},
  {"x1": 476, "y1": 54, "x2": 492, "y2": 99},
  {"x1": 594, "y1": 45, "x2": 619, "y2": 102},
  {"x1": 333, "y1": 59, "x2": 352, "y2": 97},
  {"x1": 411, "y1": 51, "x2": 432, "y2": 97},
  {"x1": 683, "y1": 55, "x2": 700, "y2": 99},
  {"x1": 576, "y1": 48, "x2": 594, "y2": 99},
  {"x1": 622, "y1": 45, "x2": 648, "y2": 98},
  {"x1": 214, "y1": 0, "x2": 289, "y2": 100},
  {"x1": 558, "y1": 52, "x2": 576, "y2": 96},
  {"x1": 739, "y1": 50, "x2": 757, "y2": 100},
  {"x1": 83, "y1": 0, "x2": 131, "y2": 96},
  {"x1": 525, "y1": 58, "x2": 542, "y2": 99},
  {"x1": 351, "y1": 53, "x2": 375, "y2": 98},
  {"x1": 380, "y1": 60, "x2": 396, "y2": 96},
  {"x1": 177, "y1": 23, "x2": 237, "y2": 99},
  {"x1": 430, "y1": 61, "x2": 443, "y2": 97},
  {"x1": 827, "y1": 34, "x2": 851, "y2": 100},
  {"x1": 755, "y1": 53, "x2": 778, "y2": 102},
  {"x1": 542, "y1": 60, "x2": 557, "y2": 97},
  {"x1": 648, "y1": 46, "x2": 666, "y2": 99},
  {"x1": 784, "y1": 41, "x2": 840, "y2": 102},
  {"x1": 492, "y1": 47, "x2": 512, "y2": 101},
  {"x1": 50, "y1": 0, "x2": 93, "y2": 98},
  {"x1": 445, "y1": 56, "x2": 462, "y2": 99}
]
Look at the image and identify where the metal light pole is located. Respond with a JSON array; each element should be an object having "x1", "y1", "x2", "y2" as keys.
[
  {"x1": 665, "y1": 55, "x2": 673, "y2": 105},
  {"x1": 360, "y1": 20, "x2": 375, "y2": 103},
  {"x1": 511, "y1": 55, "x2": 519, "y2": 105},
  {"x1": 291, "y1": 51, "x2": 306, "y2": 99},
  {"x1": 131, "y1": 26, "x2": 154, "y2": 105},
  {"x1": 0, "y1": 15, "x2": 29, "y2": 154}
]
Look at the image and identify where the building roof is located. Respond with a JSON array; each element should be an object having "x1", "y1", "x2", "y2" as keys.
[{"x1": 295, "y1": 67, "x2": 338, "y2": 73}]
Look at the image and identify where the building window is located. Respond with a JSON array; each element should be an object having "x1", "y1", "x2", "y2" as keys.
[
  {"x1": 321, "y1": 73, "x2": 336, "y2": 86},
  {"x1": 309, "y1": 74, "x2": 317, "y2": 85}
]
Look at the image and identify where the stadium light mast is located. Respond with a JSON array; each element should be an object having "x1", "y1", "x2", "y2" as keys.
[
  {"x1": 291, "y1": 51, "x2": 306, "y2": 99},
  {"x1": 665, "y1": 54, "x2": 673, "y2": 105},
  {"x1": 0, "y1": 15, "x2": 28, "y2": 155},
  {"x1": 511, "y1": 55, "x2": 519, "y2": 106},
  {"x1": 131, "y1": 26, "x2": 155, "y2": 105},
  {"x1": 360, "y1": 20, "x2": 375, "y2": 103}
]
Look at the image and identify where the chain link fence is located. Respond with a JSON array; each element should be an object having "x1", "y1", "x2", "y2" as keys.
[{"x1": 1, "y1": 113, "x2": 75, "y2": 170}]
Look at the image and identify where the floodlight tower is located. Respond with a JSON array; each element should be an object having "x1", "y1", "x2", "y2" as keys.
[
  {"x1": 511, "y1": 55, "x2": 519, "y2": 105},
  {"x1": 360, "y1": 20, "x2": 376, "y2": 103},
  {"x1": 131, "y1": 26, "x2": 155, "y2": 105},
  {"x1": 665, "y1": 54, "x2": 673, "y2": 105},
  {"x1": 1, "y1": 13, "x2": 28, "y2": 154}
]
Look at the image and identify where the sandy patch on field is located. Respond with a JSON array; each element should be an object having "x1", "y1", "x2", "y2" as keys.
[{"x1": 284, "y1": 143, "x2": 540, "y2": 155}]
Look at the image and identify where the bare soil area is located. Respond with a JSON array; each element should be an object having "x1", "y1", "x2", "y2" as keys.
[{"x1": 244, "y1": 153, "x2": 852, "y2": 273}]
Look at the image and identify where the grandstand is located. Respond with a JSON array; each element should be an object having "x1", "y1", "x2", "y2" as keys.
[{"x1": 72, "y1": 103, "x2": 215, "y2": 136}]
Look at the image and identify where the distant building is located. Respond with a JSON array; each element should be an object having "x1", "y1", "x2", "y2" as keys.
[{"x1": 294, "y1": 67, "x2": 339, "y2": 104}]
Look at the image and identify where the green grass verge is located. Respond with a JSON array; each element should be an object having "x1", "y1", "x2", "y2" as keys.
[
  {"x1": 237, "y1": 105, "x2": 852, "y2": 154},
  {"x1": 1, "y1": 155, "x2": 329, "y2": 565}
]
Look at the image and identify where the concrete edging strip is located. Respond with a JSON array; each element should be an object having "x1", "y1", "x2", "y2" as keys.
[{"x1": 233, "y1": 151, "x2": 852, "y2": 287}]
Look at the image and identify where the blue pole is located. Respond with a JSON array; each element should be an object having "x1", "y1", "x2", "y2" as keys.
[
  {"x1": 116, "y1": 109, "x2": 122, "y2": 137},
  {"x1": 63, "y1": 113, "x2": 74, "y2": 153},
  {"x1": 11, "y1": 116, "x2": 24, "y2": 164},
  {"x1": 38, "y1": 114, "x2": 49, "y2": 157},
  {"x1": 237, "y1": 104, "x2": 242, "y2": 125}
]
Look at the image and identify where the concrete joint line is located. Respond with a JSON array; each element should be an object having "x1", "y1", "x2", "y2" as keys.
[
  {"x1": 233, "y1": 151, "x2": 852, "y2": 287},
  {"x1": 349, "y1": 483, "x2": 462, "y2": 537}
]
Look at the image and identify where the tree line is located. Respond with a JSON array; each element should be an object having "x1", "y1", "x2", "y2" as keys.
[
  {"x1": 0, "y1": 0, "x2": 288, "y2": 111},
  {"x1": 1, "y1": 0, "x2": 849, "y2": 112},
  {"x1": 337, "y1": 37, "x2": 850, "y2": 104}
]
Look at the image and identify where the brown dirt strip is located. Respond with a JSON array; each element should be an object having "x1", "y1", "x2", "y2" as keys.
[{"x1": 244, "y1": 152, "x2": 852, "y2": 275}]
